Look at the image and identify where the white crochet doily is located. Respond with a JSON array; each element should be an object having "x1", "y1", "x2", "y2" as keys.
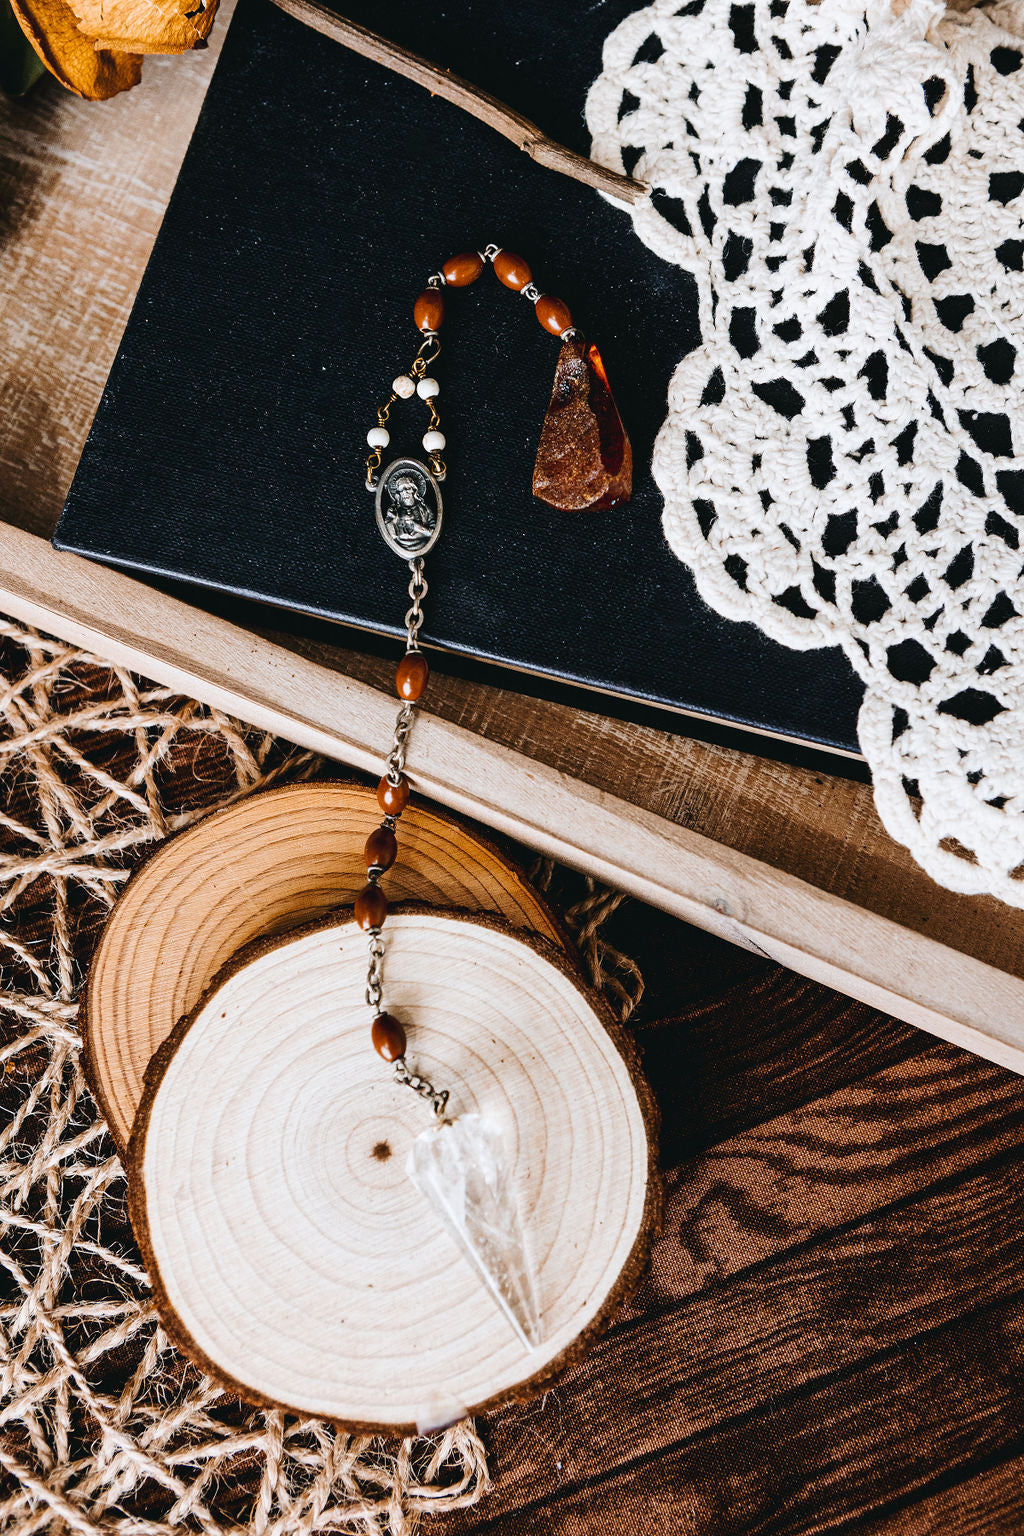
[{"x1": 588, "y1": 0, "x2": 1024, "y2": 905}]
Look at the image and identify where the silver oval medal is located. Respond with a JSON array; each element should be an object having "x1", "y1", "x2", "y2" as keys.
[{"x1": 374, "y1": 458, "x2": 444, "y2": 559}]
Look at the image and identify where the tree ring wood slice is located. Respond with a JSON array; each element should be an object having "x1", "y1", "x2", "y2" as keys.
[
  {"x1": 129, "y1": 908, "x2": 659, "y2": 1431},
  {"x1": 84, "y1": 780, "x2": 566, "y2": 1151}
]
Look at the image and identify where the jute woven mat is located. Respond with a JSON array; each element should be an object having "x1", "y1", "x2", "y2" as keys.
[{"x1": 0, "y1": 620, "x2": 641, "y2": 1536}]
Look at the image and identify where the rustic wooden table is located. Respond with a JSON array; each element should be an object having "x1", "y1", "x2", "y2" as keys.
[{"x1": 3, "y1": 26, "x2": 1024, "y2": 1534}]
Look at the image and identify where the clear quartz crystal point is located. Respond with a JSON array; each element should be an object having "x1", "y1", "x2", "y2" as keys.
[{"x1": 407, "y1": 1113, "x2": 542, "y2": 1351}]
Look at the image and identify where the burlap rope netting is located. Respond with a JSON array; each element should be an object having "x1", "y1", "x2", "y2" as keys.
[{"x1": 0, "y1": 619, "x2": 643, "y2": 1536}]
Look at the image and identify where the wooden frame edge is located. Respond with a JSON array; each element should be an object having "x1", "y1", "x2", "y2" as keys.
[{"x1": 2, "y1": 523, "x2": 1023, "y2": 1069}]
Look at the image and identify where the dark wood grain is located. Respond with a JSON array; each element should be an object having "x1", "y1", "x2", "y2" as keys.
[
  {"x1": 451, "y1": 1148, "x2": 1024, "y2": 1528},
  {"x1": 459, "y1": 1297, "x2": 1024, "y2": 1535},
  {"x1": 431, "y1": 1013, "x2": 1024, "y2": 1535},
  {"x1": 650, "y1": 1044, "x2": 1024, "y2": 1294},
  {"x1": 633, "y1": 965, "x2": 921, "y2": 1164},
  {"x1": 857, "y1": 1457, "x2": 1024, "y2": 1535}
]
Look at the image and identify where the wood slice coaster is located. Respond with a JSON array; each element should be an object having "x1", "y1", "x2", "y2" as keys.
[
  {"x1": 84, "y1": 781, "x2": 565, "y2": 1151},
  {"x1": 128, "y1": 908, "x2": 659, "y2": 1430}
]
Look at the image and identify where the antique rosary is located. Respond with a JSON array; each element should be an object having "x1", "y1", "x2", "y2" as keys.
[
  {"x1": 355, "y1": 244, "x2": 632, "y2": 1349},
  {"x1": 124, "y1": 249, "x2": 649, "y2": 1423}
]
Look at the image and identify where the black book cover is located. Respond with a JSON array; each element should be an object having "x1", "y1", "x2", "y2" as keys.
[{"x1": 54, "y1": 0, "x2": 865, "y2": 757}]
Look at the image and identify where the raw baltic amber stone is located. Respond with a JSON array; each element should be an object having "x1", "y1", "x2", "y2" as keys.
[{"x1": 532, "y1": 337, "x2": 632, "y2": 512}]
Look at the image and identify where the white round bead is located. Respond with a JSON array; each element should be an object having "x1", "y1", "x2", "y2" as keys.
[
  {"x1": 366, "y1": 427, "x2": 390, "y2": 448},
  {"x1": 392, "y1": 375, "x2": 415, "y2": 399},
  {"x1": 422, "y1": 430, "x2": 446, "y2": 453},
  {"x1": 416, "y1": 377, "x2": 440, "y2": 399}
]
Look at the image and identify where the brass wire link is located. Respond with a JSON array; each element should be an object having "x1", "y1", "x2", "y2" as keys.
[{"x1": 365, "y1": 334, "x2": 445, "y2": 487}]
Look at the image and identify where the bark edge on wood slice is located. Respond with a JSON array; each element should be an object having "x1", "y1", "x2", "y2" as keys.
[
  {"x1": 83, "y1": 779, "x2": 568, "y2": 1151},
  {"x1": 127, "y1": 906, "x2": 661, "y2": 1431}
]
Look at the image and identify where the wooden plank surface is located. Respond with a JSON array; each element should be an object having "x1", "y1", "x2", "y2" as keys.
[{"x1": 0, "y1": 41, "x2": 225, "y2": 536}]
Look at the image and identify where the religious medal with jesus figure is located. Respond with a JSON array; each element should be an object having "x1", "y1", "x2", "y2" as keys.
[{"x1": 375, "y1": 458, "x2": 443, "y2": 558}]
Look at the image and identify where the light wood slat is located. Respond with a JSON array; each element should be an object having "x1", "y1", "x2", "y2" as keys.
[
  {"x1": 272, "y1": 631, "x2": 1024, "y2": 984},
  {"x1": 1, "y1": 520, "x2": 1023, "y2": 1065}
]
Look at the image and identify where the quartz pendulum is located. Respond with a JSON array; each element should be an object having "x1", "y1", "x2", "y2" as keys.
[
  {"x1": 407, "y1": 1114, "x2": 542, "y2": 1350},
  {"x1": 532, "y1": 335, "x2": 633, "y2": 513}
]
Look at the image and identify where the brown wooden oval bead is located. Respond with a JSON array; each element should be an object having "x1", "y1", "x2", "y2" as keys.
[
  {"x1": 535, "y1": 294, "x2": 573, "y2": 335},
  {"x1": 493, "y1": 250, "x2": 532, "y2": 291},
  {"x1": 355, "y1": 881, "x2": 388, "y2": 931},
  {"x1": 414, "y1": 289, "x2": 445, "y2": 332},
  {"x1": 377, "y1": 775, "x2": 409, "y2": 816},
  {"x1": 371, "y1": 1012, "x2": 407, "y2": 1062},
  {"x1": 442, "y1": 251, "x2": 484, "y2": 287},
  {"x1": 396, "y1": 651, "x2": 430, "y2": 702},
  {"x1": 364, "y1": 824, "x2": 398, "y2": 872}
]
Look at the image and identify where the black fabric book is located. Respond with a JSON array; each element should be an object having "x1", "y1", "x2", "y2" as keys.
[{"x1": 54, "y1": 0, "x2": 865, "y2": 758}]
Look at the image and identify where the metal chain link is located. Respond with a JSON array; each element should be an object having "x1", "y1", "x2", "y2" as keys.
[
  {"x1": 364, "y1": 928, "x2": 385, "y2": 1012},
  {"x1": 383, "y1": 703, "x2": 414, "y2": 786},
  {"x1": 405, "y1": 559, "x2": 428, "y2": 650},
  {"x1": 358, "y1": 550, "x2": 453, "y2": 1120},
  {"x1": 393, "y1": 1057, "x2": 450, "y2": 1120},
  {"x1": 365, "y1": 337, "x2": 444, "y2": 490},
  {"x1": 376, "y1": 562, "x2": 428, "y2": 786}
]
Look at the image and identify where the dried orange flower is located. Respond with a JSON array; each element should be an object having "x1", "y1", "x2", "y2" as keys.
[{"x1": 8, "y1": 0, "x2": 217, "y2": 98}]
